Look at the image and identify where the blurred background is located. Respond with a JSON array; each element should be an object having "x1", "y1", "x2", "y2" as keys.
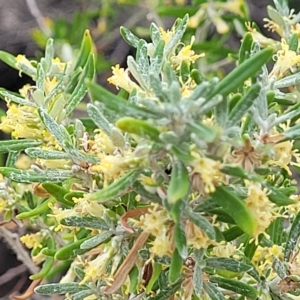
[{"x1": 0, "y1": 0, "x2": 291, "y2": 298}]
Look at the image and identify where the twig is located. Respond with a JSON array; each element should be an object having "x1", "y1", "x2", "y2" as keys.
[
  {"x1": 0, "y1": 264, "x2": 27, "y2": 285},
  {"x1": 25, "y1": 0, "x2": 51, "y2": 36},
  {"x1": 0, "y1": 226, "x2": 39, "y2": 274}
]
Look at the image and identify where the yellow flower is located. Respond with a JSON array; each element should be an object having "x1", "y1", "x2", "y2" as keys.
[
  {"x1": 270, "y1": 38, "x2": 300, "y2": 78},
  {"x1": 15, "y1": 154, "x2": 32, "y2": 170},
  {"x1": 245, "y1": 22, "x2": 278, "y2": 48},
  {"x1": 190, "y1": 151, "x2": 222, "y2": 194},
  {"x1": 210, "y1": 242, "x2": 237, "y2": 258},
  {"x1": 81, "y1": 245, "x2": 115, "y2": 283},
  {"x1": 150, "y1": 227, "x2": 174, "y2": 257},
  {"x1": 20, "y1": 232, "x2": 45, "y2": 249},
  {"x1": 185, "y1": 220, "x2": 212, "y2": 249},
  {"x1": 159, "y1": 27, "x2": 175, "y2": 45},
  {"x1": 171, "y1": 36, "x2": 205, "y2": 70},
  {"x1": 15, "y1": 55, "x2": 36, "y2": 77},
  {"x1": 107, "y1": 64, "x2": 140, "y2": 93},
  {"x1": 245, "y1": 183, "x2": 275, "y2": 238},
  {"x1": 263, "y1": 18, "x2": 283, "y2": 36},
  {"x1": 0, "y1": 198, "x2": 8, "y2": 214},
  {"x1": 268, "y1": 140, "x2": 300, "y2": 175},
  {"x1": 135, "y1": 205, "x2": 170, "y2": 236},
  {"x1": 252, "y1": 244, "x2": 284, "y2": 278}
]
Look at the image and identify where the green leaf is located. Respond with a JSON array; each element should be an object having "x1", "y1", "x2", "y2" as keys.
[
  {"x1": 38, "y1": 108, "x2": 73, "y2": 149},
  {"x1": 80, "y1": 231, "x2": 114, "y2": 250},
  {"x1": 42, "y1": 183, "x2": 73, "y2": 207},
  {"x1": 164, "y1": 14, "x2": 189, "y2": 57},
  {"x1": 238, "y1": 32, "x2": 253, "y2": 64},
  {"x1": 39, "y1": 108, "x2": 98, "y2": 164},
  {"x1": 264, "y1": 183, "x2": 297, "y2": 206},
  {"x1": 74, "y1": 29, "x2": 93, "y2": 70},
  {"x1": 35, "y1": 283, "x2": 88, "y2": 295},
  {"x1": 210, "y1": 186, "x2": 257, "y2": 236},
  {"x1": 87, "y1": 81, "x2": 164, "y2": 119},
  {"x1": 55, "y1": 237, "x2": 90, "y2": 260},
  {"x1": 284, "y1": 211, "x2": 300, "y2": 261},
  {"x1": 267, "y1": 217, "x2": 286, "y2": 245},
  {"x1": 70, "y1": 290, "x2": 94, "y2": 300},
  {"x1": 272, "y1": 256, "x2": 287, "y2": 279},
  {"x1": 120, "y1": 26, "x2": 140, "y2": 48},
  {"x1": 283, "y1": 123, "x2": 300, "y2": 141},
  {"x1": 60, "y1": 216, "x2": 110, "y2": 230},
  {"x1": 0, "y1": 50, "x2": 18, "y2": 69},
  {"x1": 221, "y1": 165, "x2": 260, "y2": 181},
  {"x1": 42, "y1": 39, "x2": 54, "y2": 74},
  {"x1": 174, "y1": 222, "x2": 188, "y2": 259},
  {"x1": 116, "y1": 117, "x2": 160, "y2": 142},
  {"x1": 136, "y1": 39, "x2": 150, "y2": 84},
  {"x1": 208, "y1": 47, "x2": 273, "y2": 98},
  {"x1": 65, "y1": 53, "x2": 95, "y2": 116},
  {"x1": 193, "y1": 263, "x2": 203, "y2": 297},
  {"x1": 227, "y1": 83, "x2": 261, "y2": 127},
  {"x1": 150, "y1": 39, "x2": 165, "y2": 74},
  {"x1": 132, "y1": 181, "x2": 162, "y2": 204},
  {"x1": 87, "y1": 103, "x2": 111, "y2": 135},
  {"x1": 222, "y1": 226, "x2": 244, "y2": 242},
  {"x1": 203, "y1": 282, "x2": 226, "y2": 300},
  {"x1": 209, "y1": 277, "x2": 258, "y2": 298},
  {"x1": 88, "y1": 169, "x2": 141, "y2": 202},
  {"x1": 0, "y1": 88, "x2": 36, "y2": 106},
  {"x1": 25, "y1": 148, "x2": 70, "y2": 160},
  {"x1": 150, "y1": 23, "x2": 161, "y2": 46},
  {"x1": 0, "y1": 167, "x2": 73, "y2": 183},
  {"x1": 0, "y1": 139, "x2": 41, "y2": 153},
  {"x1": 168, "y1": 248, "x2": 183, "y2": 283},
  {"x1": 151, "y1": 280, "x2": 182, "y2": 300},
  {"x1": 205, "y1": 258, "x2": 253, "y2": 273},
  {"x1": 187, "y1": 121, "x2": 219, "y2": 143},
  {"x1": 274, "y1": 72, "x2": 300, "y2": 88},
  {"x1": 168, "y1": 160, "x2": 189, "y2": 203},
  {"x1": 185, "y1": 210, "x2": 216, "y2": 240}
]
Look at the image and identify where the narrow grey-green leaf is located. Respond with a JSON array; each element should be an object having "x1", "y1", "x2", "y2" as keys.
[
  {"x1": 87, "y1": 103, "x2": 111, "y2": 135},
  {"x1": 193, "y1": 263, "x2": 203, "y2": 296},
  {"x1": 272, "y1": 256, "x2": 287, "y2": 279},
  {"x1": 203, "y1": 282, "x2": 226, "y2": 300},
  {"x1": 205, "y1": 257, "x2": 253, "y2": 273},
  {"x1": 210, "y1": 276, "x2": 258, "y2": 298},
  {"x1": 25, "y1": 147, "x2": 70, "y2": 160},
  {"x1": 87, "y1": 81, "x2": 163, "y2": 119},
  {"x1": 227, "y1": 83, "x2": 260, "y2": 127},
  {"x1": 80, "y1": 231, "x2": 114, "y2": 250},
  {"x1": 60, "y1": 216, "x2": 110, "y2": 230},
  {"x1": 164, "y1": 14, "x2": 188, "y2": 57},
  {"x1": 150, "y1": 22, "x2": 161, "y2": 46},
  {"x1": 70, "y1": 290, "x2": 94, "y2": 300},
  {"x1": 284, "y1": 211, "x2": 300, "y2": 261},
  {"x1": 65, "y1": 53, "x2": 95, "y2": 116},
  {"x1": 35, "y1": 283, "x2": 88, "y2": 295},
  {"x1": 39, "y1": 108, "x2": 73, "y2": 150},
  {"x1": 120, "y1": 26, "x2": 140, "y2": 48},
  {"x1": 0, "y1": 167, "x2": 73, "y2": 183},
  {"x1": 0, "y1": 140, "x2": 41, "y2": 153},
  {"x1": 0, "y1": 88, "x2": 36, "y2": 106},
  {"x1": 185, "y1": 210, "x2": 216, "y2": 240},
  {"x1": 274, "y1": 72, "x2": 300, "y2": 88}
]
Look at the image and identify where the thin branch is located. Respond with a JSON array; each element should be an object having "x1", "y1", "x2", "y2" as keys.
[
  {"x1": 0, "y1": 264, "x2": 27, "y2": 285},
  {"x1": 0, "y1": 226, "x2": 39, "y2": 274},
  {"x1": 25, "y1": 0, "x2": 51, "y2": 36}
]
